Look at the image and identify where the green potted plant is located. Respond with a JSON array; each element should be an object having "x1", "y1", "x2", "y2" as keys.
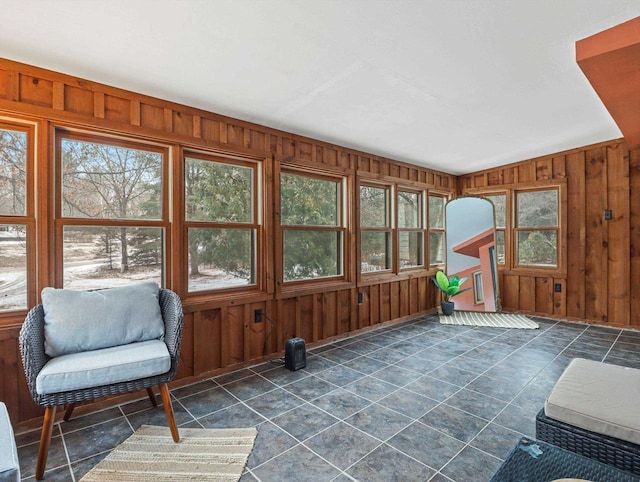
[{"x1": 432, "y1": 271, "x2": 471, "y2": 316}]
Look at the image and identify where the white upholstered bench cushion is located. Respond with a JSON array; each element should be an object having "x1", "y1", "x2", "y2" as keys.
[
  {"x1": 545, "y1": 357, "x2": 640, "y2": 445},
  {"x1": 36, "y1": 340, "x2": 170, "y2": 395},
  {"x1": 0, "y1": 402, "x2": 20, "y2": 482}
]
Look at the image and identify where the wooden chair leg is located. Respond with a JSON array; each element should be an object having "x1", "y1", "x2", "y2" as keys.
[
  {"x1": 63, "y1": 403, "x2": 75, "y2": 421},
  {"x1": 159, "y1": 383, "x2": 179, "y2": 442},
  {"x1": 146, "y1": 387, "x2": 158, "y2": 407},
  {"x1": 36, "y1": 406, "x2": 57, "y2": 480}
]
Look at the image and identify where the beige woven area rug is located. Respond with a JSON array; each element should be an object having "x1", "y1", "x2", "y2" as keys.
[
  {"x1": 439, "y1": 311, "x2": 539, "y2": 329},
  {"x1": 80, "y1": 425, "x2": 257, "y2": 482}
]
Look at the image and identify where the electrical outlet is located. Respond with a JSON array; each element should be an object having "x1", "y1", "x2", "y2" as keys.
[
  {"x1": 254, "y1": 309, "x2": 263, "y2": 323},
  {"x1": 358, "y1": 292, "x2": 364, "y2": 304},
  {"x1": 554, "y1": 283, "x2": 562, "y2": 293},
  {"x1": 604, "y1": 209, "x2": 612, "y2": 220}
]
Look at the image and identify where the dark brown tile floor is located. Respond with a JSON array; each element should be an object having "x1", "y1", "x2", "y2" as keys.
[{"x1": 16, "y1": 313, "x2": 640, "y2": 481}]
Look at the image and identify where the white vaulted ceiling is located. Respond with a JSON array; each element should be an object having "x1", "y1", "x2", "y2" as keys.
[{"x1": 0, "y1": 1, "x2": 638, "y2": 174}]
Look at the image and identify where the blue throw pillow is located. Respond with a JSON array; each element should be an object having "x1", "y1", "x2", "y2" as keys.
[{"x1": 41, "y1": 282, "x2": 165, "y2": 357}]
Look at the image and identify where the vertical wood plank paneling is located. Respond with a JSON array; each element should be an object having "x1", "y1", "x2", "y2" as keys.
[
  {"x1": 250, "y1": 130, "x2": 266, "y2": 151},
  {"x1": 129, "y1": 99, "x2": 140, "y2": 126},
  {"x1": 566, "y1": 151, "x2": 586, "y2": 319},
  {"x1": 552, "y1": 155, "x2": 566, "y2": 179},
  {"x1": 52, "y1": 81, "x2": 64, "y2": 110},
  {"x1": 519, "y1": 276, "x2": 535, "y2": 312},
  {"x1": 502, "y1": 274, "x2": 520, "y2": 310},
  {"x1": 323, "y1": 292, "x2": 337, "y2": 338},
  {"x1": 311, "y1": 293, "x2": 323, "y2": 342},
  {"x1": 474, "y1": 174, "x2": 486, "y2": 188},
  {"x1": 243, "y1": 305, "x2": 252, "y2": 362},
  {"x1": 369, "y1": 284, "x2": 380, "y2": 325},
  {"x1": 338, "y1": 290, "x2": 351, "y2": 334},
  {"x1": 192, "y1": 115, "x2": 202, "y2": 139},
  {"x1": 140, "y1": 103, "x2": 164, "y2": 130},
  {"x1": 390, "y1": 281, "x2": 400, "y2": 320},
  {"x1": 178, "y1": 312, "x2": 194, "y2": 379},
  {"x1": 298, "y1": 141, "x2": 312, "y2": 160},
  {"x1": 535, "y1": 277, "x2": 553, "y2": 314},
  {"x1": 349, "y1": 289, "x2": 358, "y2": 332},
  {"x1": 281, "y1": 136, "x2": 294, "y2": 158},
  {"x1": 399, "y1": 279, "x2": 410, "y2": 318},
  {"x1": 631, "y1": 148, "x2": 640, "y2": 326},
  {"x1": 226, "y1": 124, "x2": 243, "y2": 147},
  {"x1": 173, "y1": 111, "x2": 192, "y2": 137},
  {"x1": 64, "y1": 85, "x2": 93, "y2": 116},
  {"x1": 585, "y1": 147, "x2": 608, "y2": 322},
  {"x1": 380, "y1": 283, "x2": 391, "y2": 323},
  {"x1": 518, "y1": 163, "x2": 534, "y2": 183},
  {"x1": 0, "y1": 330, "x2": 20, "y2": 423},
  {"x1": 163, "y1": 108, "x2": 173, "y2": 133},
  {"x1": 0, "y1": 69, "x2": 19, "y2": 101},
  {"x1": 606, "y1": 144, "x2": 630, "y2": 325},
  {"x1": 358, "y1": 287, "x2": 370, "y2": 329},
  {"x1": 20, "y1": 74, "x2": 53, "y2": 107},
  {"x1": 409, "y1": 278, "x2": 419, "y2": 314},
  {"x1": 201, "y1": 118, "x2": 221, "y2": 142},
  {"x1": 93, "y1": 92, "x2": 105, "y2": 118},
  {"x1": 553, "y1": 278, "x2": 567, "y2": 318},
  {"x1": 299, "y1": 295, "x2": 314, "y2": 342},
  {"x1": 503, "y1": 167, "x2": 515, "y2": 185},
  {"x1": 226, "y1": 305, "x2": 245, "y2": 366},
  {"x1": 279, "y1": 298, "x2": 296, "y2": 350},
  {"x1": 536, "y1": 158, "x2": 552, "y2": 181},
  {"x1": 487, "y1": 170, "x2": 503, "y2": 186},
  {"x1": 104, "y1": 95, "x2": 131, "y2": 124},
  {"x1": 193, "y1": 309, "x2": 221, "y2": 375}
]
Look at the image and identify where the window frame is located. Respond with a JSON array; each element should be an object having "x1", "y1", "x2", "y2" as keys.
[
  {"x1": 54, "y1": 128, "x2": 171, "y2": 289},
  {"x1": 480, "y1": 191, "x2": 508, "y2": 267},
  {"x1": 513, "y1": 186, "x2": 561, "y2": 270},
  {"x1": 397, "y1": 187, "x2": 426, "y2": 271},
  {"x1": 182, "y1": 151, "x2": 262, "y2": 296},
  {"x1": 278, "y1": 166, "x2": 349, "y2": 289},
  {"x1": 0, "y1": 119, "x2": 36, "y2": 317},
  {"x1": 427, "y1": 191, "x2": 449, "y2": 268},
  {"x1": 463, "y1": 182, "x2": 566, "y2": 276},
  {"x1": 472, "y1": 270, "x2": 484, "y2": 304},
  {"x1": 359, "y1": 181, "x2": 393, "y2": 275}
]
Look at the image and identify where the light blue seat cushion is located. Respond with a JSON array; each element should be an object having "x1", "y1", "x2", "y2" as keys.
[
  {"x1": 41, "y1": 282, "x2": 164, "y2": 357},
  {"x1": 35, "y1": 340, "x2": 170, "y2": 395},
  {"x1": 0, "y1": 402, "x2": 20, "y2": 482}
]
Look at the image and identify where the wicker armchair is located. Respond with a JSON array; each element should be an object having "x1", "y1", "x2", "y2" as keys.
[{"x1": 19, "y1": 287, "x2": 184, "y2": 480}]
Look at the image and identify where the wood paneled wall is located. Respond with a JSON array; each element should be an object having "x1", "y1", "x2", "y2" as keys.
[
  {"x1": 0, "y1": 59, "x2": 454, "y2": 424},
  {"x1": 459, "y1": 139, "x2": 640, "y2": 328}
]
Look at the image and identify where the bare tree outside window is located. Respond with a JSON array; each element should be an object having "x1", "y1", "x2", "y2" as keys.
[
  {"x1": 0, "y1": 127, "x2": 28, "y2": 311},
  {"x1": 0, "y1": 129, "x2": 27, "y2": 216},
  {"x1": 58, "y1": 134, "x2": 165, "y2": 289}
]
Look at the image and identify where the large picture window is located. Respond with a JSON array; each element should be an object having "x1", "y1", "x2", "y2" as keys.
[
  {"x1": 398, "y1": 189, "x2": 424, "y2": 269},
  {"x1": 57, "y1": 131, "x2": 167, "y2": 289},
  {"x1": 184, "y1": 155, "x2": 258, "y2": 292},
  {"x1": 360, "y1": 184, "x2": 392, "y2": 273},
  {"x1": 0, "y1": 123, "x2": 31, "y2": 312},
  {"x1": 515, "y1": 189, "x2": 558, "y2": 268},
  {"x1": 280, "y1": 170, "x2": 345, "y2": 282}
]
